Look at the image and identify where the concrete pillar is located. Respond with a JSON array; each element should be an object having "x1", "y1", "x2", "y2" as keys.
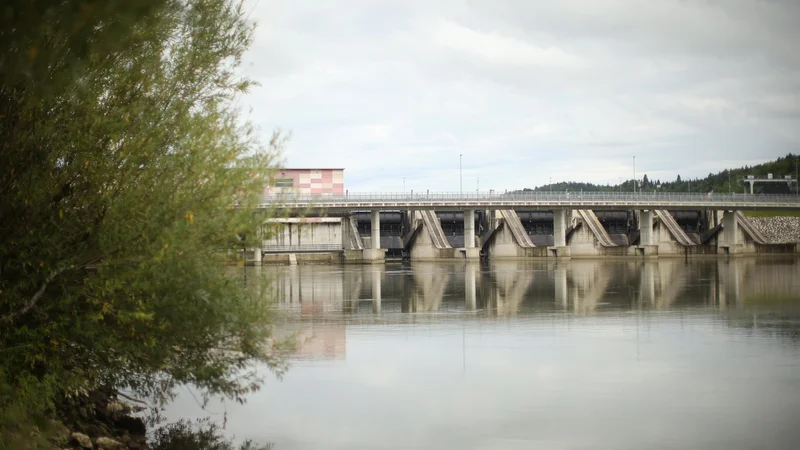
[
  {"x1": 640, "y1": 210, "x2": 653, "y2": 246},
  {"x1": 253, "y1": 247, "x2": 262, "y2": 265},
  {"x1": 723, "y1": 210, "x2": 738, "y2": 246},
  {"x1": 555, "y1": 266, "x2": 568, "y2": 308},
  {"x1": 372, "y1": 266, "x2": 382, "y2": 314},
  {"x1": 465, "y1": 263, "x2": 477, "y2": 311},
  {"x1": 371, "y1": 209, "x2": 380, "y2": 250},
  {"x1": 464, "y1": 209, "x2": 475, "y2": 248},
  {"x1": 553, "y1": 209, "x2": 567, "y2": 247},
  {"x1": 463, "y1": 209, "x2": 480, "y2": 259}
]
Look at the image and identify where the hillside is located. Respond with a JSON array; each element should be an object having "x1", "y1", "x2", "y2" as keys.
[{"x1": 529, "y1": 154, "x2": 799, "y2": 194}]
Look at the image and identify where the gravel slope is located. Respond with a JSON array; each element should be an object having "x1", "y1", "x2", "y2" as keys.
[{"x1": 746, "y1": 217, "x2": 800, "y2": 243}]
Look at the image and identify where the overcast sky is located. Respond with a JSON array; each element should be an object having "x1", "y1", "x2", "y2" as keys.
[{"x1": 238, "y1": 0, "x2": 800, "y2": 192}]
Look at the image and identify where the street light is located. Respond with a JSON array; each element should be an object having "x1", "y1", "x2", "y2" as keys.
[
  {"x1": 549, "y1": 177, "x2": 552, "y2": 193},
  {"x1": 633, "y1": 156, "x2": 636, "y2": 194},
  {"x1": 403, "y1": 177, "x2": 406, "y2": 192}
]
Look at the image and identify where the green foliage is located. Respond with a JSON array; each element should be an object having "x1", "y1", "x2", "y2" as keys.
[
  {"x1": 151, "y1": 419, "x2": 273, "y2": 450},
  {"x1": 1, "y1": 0, "x2": 288, "y2": 440}
]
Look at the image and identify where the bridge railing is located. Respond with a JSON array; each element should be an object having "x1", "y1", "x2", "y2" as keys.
[{"x1": 260, "y1": 191, "x2": 800, "y2": 205}]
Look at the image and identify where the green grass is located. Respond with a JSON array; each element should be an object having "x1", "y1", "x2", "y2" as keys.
[{"x1": 743, "y1": 210, "x2": 800, "y2": 217}]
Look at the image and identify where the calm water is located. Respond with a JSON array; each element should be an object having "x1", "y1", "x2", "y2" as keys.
[{"x1": 166, "y1": 258, "x2": 800, "y2": 450}]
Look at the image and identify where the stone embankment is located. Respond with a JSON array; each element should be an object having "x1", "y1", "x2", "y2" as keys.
[
  {"x1": 748, "y1": 217, "x2": 800, "y2": 243},
  {"x1": 35, "y1": 390, "x2": 150, "y2": 450}
]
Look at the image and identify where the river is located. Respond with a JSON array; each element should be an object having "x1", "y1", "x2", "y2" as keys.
[{"x1": 165, "y1": 257, "x2": 800, "y2": 450}]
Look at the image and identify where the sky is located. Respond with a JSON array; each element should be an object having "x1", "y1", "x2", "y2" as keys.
[{"x1": 237, "y1": 0, "x2": 800, "y2": 192}]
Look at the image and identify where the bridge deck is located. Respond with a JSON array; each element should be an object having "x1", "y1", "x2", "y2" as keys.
[{"x1": 259, "y1": 192, "x2": 800, "y2": 213}]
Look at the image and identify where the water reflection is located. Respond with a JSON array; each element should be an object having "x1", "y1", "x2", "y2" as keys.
[
  {"x1": 167, "y1": 258, "x2": 800, "y2": 450},
  {"x1": 271, "y1": 257, "x2": 800, "y2": 319}
]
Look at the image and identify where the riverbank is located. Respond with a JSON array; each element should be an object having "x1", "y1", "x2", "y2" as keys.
[
  {"x1": 25, "y1": 390, "x2": 151, "y2": 450},
  {"x1": 15, "y1": 389, "x2": 270, "y2": 450}
]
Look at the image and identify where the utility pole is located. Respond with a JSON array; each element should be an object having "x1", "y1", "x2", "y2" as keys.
[
  {"x1": 459, "y1": 154, "x2": 463, "y2": 196},
  {"x1": 477, "y1": 177, "x2": 479, "y2": 193},
  {"x1": 633, "y1": 156, "x2": 636, "y2": 194},
  {"x1": 549, "y1": 177, "x2": 552, "y2": 193},
  {"x1": 403, "y1": 177, "x2": 406, "y2": 192}
]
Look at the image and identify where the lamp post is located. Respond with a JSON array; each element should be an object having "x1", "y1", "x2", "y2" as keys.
[
  {"x1": 403, "y1": 177, "x2": 406, "y2": 192},
  {"x1": 633, "y1": 156, "x2": 636, "y2": 194},
  {"x1": 549, "y1": 177, "x2": 552, "y2": 193}
]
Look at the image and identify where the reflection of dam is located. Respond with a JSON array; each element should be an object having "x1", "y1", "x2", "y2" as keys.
[{"x1": 268, "y1": 258, "x2": 800, "y2": 317}]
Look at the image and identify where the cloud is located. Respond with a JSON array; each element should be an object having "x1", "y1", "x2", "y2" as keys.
[{"x1": 240, "y1": 0, "x2": 800, "y2": 190}]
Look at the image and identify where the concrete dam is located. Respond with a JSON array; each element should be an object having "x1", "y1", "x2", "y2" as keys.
[{"x1": 251, "y1": 192, "x2": 800, "y2": 264}]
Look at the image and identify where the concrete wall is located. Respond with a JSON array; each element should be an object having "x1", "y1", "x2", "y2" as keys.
[
  {"x1": 408, "y1": 218, "x2": 460, "y2": 260},
  {"x1": 484, "y1": 224, "x2": 548, "y2": 258},
  {"x1": 715, "y1": 214, "x2": 761, "y2": 255},
  {"x1": 567, "y1": 217, "x2": 636, "y2": 257},
  {"x1": 652, "y1": 220, "x2": 690, "y2": 256},
  {"x1": 262, "y1": 252, "x2": 342, "y2": 265},
  {"x1": 262, "y1": 218, "x2": 343, "y2": 249}
]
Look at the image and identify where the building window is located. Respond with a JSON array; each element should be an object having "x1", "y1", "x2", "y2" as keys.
[{"x1": 275, "y1": 178, "x2": 294, "y2": 187}]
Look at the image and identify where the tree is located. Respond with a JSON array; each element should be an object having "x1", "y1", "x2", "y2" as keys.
[
  {"x1": 676, "y1": 174, "x2": 682, "y2": 183},
  {"x1": 642, "y1": 174, "x2": 650, "y2": 188},
  {"x1": 1, "y1": 0, "x2": 287, "y2": 437}
]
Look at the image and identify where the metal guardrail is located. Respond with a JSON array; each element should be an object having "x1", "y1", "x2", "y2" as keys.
[{"x1": 258, "y1": 191, "x2": 800, "y2": 207}]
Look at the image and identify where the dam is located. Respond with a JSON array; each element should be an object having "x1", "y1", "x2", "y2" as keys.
[{"x1": 250, "y1": 191, "x2": 800, "y2": 263}]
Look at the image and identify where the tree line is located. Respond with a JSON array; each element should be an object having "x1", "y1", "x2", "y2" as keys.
[{"x1": 528, "y1": 154, "x2": 800, "y2": 194}]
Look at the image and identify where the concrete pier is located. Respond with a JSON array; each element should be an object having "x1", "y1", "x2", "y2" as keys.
[
  {"x1": 371, "y1": 210, "x2": 380, "y2": 250},
  {"x1": 464, "y1": 209, "x2": 480, "y2": 259},
  {"x1": 362, "y1": 210, "x2": 386, "y2": 262},
  {"x1": 723, "y1": 210, "x2": 739, "y2": 255},
  {"x1": 640, "y1": 210, "x2": 653, "y2": 246},
  {"x1": 554, "y1": 209, "x2": 567, "y2": 248}
]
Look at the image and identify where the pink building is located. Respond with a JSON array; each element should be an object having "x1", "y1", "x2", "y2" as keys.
[{"x1": 265, "y1": 168, "x2": 344, "y2": 197}]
